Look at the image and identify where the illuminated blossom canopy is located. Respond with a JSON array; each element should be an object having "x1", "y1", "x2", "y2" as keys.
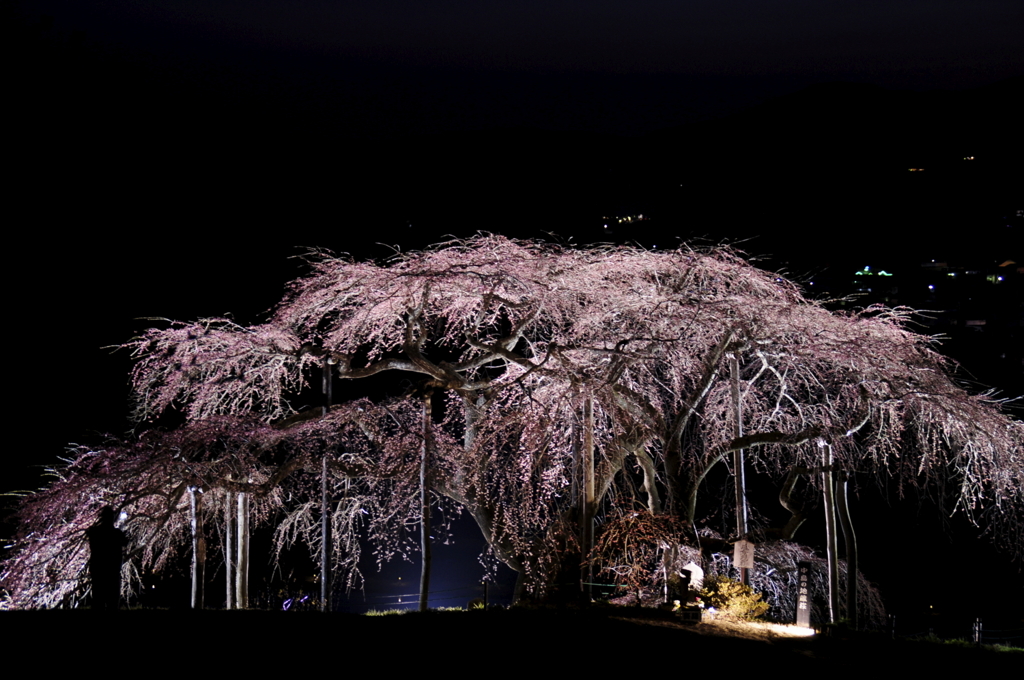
[{"x1": 4, "y1": 236, "x2": 1021, "y2": 608}]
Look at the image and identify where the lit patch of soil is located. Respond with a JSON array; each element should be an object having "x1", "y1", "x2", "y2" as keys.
[
  {"x1": 612, "y1": 612, "x2": 811, "y2": 642},
  {"x1": 693, "y1": 619, "x2": 814, "y2": 641}
]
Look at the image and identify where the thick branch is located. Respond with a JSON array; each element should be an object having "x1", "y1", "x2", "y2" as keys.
[
  {"x1": 633, "y1": 447, "x2": 663, "y2": 515},
  {"x1": 778, "y1": 465, "x2": 810, "y2": 540}
]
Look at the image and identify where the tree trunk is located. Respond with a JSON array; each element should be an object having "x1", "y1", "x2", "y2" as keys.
[
  {"x1": 461, "y1": 501, "x2": 529, "y2": 602},
  {"x1": 236, "y1": 490, "x2": 249, "y2": 609},
  {"x1": 462, "y1": 392, "x2": 486, "y2": 452},
  {"x1": 189, "y1": 486, "x2": 205, "y2": 609},
  {"x1": 419, "y1": 393, "x2": 433, "y2": 612},
  {"x1": 837, "y1": 472, "x2": 858, "y2": 629}
]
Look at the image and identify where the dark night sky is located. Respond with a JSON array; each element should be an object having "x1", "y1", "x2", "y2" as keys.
[
  {"x1": 5, "y1": 0, "x2": 1022, "y2": 615},
  {"x1": 12, "y1": 0, "x2": 1024, "y2": 133},
  {"x1": 20, "y1": 1, "x2": 1024, "y2": 79}
]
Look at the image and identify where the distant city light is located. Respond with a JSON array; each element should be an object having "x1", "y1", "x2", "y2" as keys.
[
  {"x1": 604, "y1": 214, "x2": 650, "y2": 225},
  {"x1": 854, "y1": 266, "x2": 892, "y2": 277}
]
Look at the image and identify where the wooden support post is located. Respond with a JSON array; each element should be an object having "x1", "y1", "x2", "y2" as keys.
[
  {"x1": 419, "y1": 392, "x2": 433, "y2": 612},
  {"x1": 225, "y1": 489, "x2": 235, "y2": 609},
  {"x1": 731, "y1": 354, "x2": 749, "y2": 585},
  {"x1": 190, "y1": 486, "x2": 205, "y2": 609},
  {"x1": 582, "y1": 392, "x2": 595, "y2": 600},
  {"x1": 236, "y1": 490, "x2": 249, "y2": 608},
  {"x1": 837, "y1": 472, "x2": 858, "y2": 629},
  {"x1": 821, "y1": 442, "x2": 839, "y2": 623},
  {"x1": 321, "y1": 455, "x2": 333, "y2": 612}
]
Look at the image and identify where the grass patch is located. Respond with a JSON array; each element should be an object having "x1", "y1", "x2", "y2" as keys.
[{"x1": 364, "y1": 606, "x2": 470, "y2": 616}]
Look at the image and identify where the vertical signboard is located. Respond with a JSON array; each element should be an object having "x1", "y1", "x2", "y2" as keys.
[{"x1": 796, "y1": 560, "x2": 812, "y2": 627}]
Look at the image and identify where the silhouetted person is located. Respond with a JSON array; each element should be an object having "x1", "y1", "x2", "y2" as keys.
[{"x1": 88, "y1": 506, "x2": 126, "y2": 610}]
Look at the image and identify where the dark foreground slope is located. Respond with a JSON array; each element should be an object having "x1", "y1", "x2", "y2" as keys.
[{"x1": 4, "y1": 608, "x2": 1016, "y2": 671}]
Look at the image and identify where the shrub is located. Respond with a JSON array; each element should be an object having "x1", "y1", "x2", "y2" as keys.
[{"x1": 700, "y1": 575, "x2": 769, "y2": 621}]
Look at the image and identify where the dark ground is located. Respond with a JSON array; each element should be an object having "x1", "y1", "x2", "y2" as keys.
[{"x1": 4, "y1": 607, "x2": 1018, "y2": 671}]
